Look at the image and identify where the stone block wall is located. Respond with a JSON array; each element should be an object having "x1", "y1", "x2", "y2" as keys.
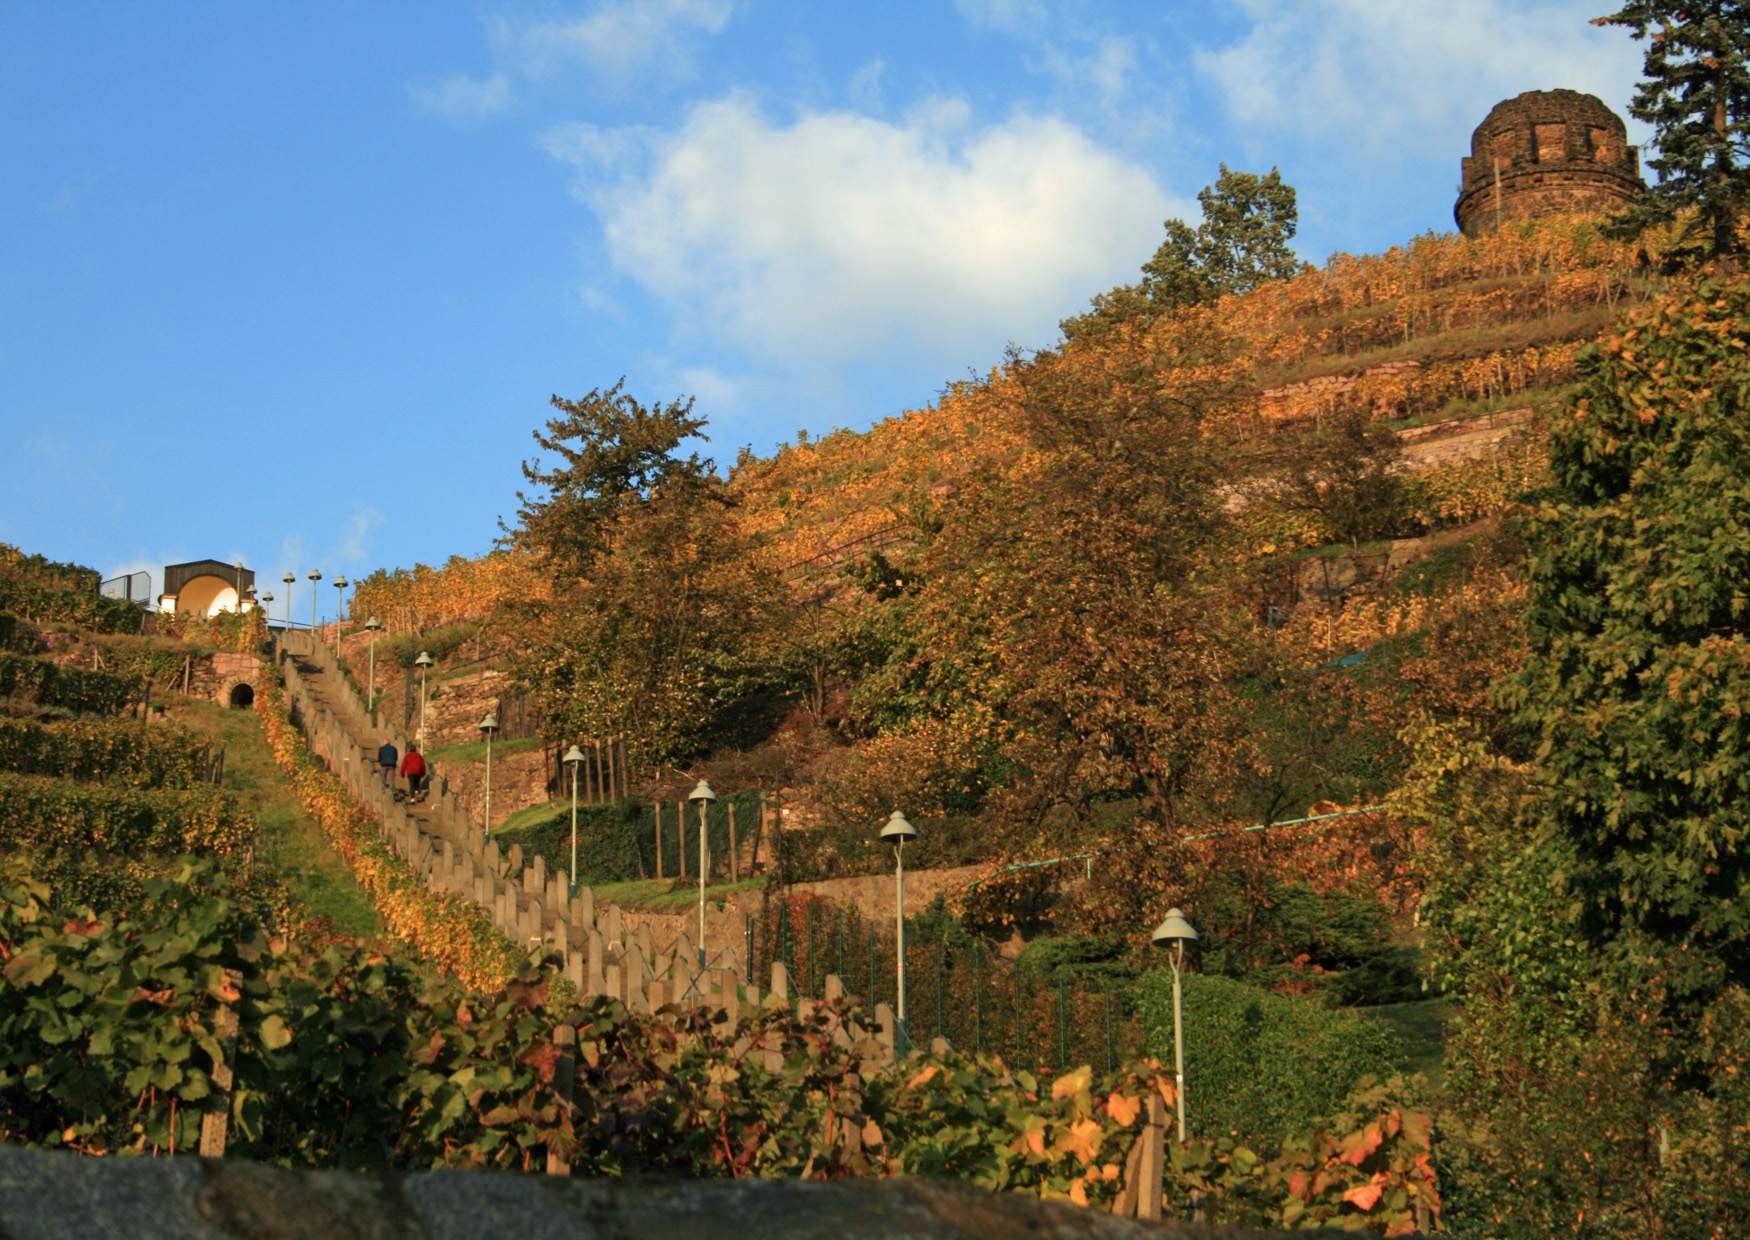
[{"x1": 1455, "y1": 88, "x2": 1644, "y2": 237}]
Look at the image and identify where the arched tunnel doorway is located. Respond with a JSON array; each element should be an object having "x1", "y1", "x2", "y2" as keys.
[{"x1": 228, "y1": 682, "x2": 255, "y2": 709}]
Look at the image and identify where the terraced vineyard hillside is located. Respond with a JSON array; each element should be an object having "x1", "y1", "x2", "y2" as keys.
[
  {"x1": 0, "y1": 546, "x2": 373, "y2": 933},
  {"x1": 348, "y1": 215, "x2": 1656, "y2": 864}
]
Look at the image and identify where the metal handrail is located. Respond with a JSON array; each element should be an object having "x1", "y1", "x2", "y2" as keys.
[{"x1": 963, "y1": 804, "x2": 1388, "y2": 891}]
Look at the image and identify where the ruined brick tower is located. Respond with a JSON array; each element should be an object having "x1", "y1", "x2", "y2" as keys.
[{"x1": 1455, "y1": 89, "x2": 1644, "y2": 237}]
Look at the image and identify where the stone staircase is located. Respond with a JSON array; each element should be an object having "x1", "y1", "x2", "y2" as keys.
[{"x1": 270, "y1": 631, "x2": 901, "y2": 1054}]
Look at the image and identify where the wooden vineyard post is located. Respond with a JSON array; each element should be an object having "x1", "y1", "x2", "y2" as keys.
[
  {"x1": 546, "y1": 1023, "x2": 577, "y2": 1176},
  {"x1": 199, "y1": 968, "x2": 243, "y2": 1158},
  {"x1": 591, "y1": 739, "x2": 603, "y2": 805},
  {"x1": 1140, "y1": 1093, "x2": 1165, "y2": 1220},
  {"x1": 750, "y1": 789, "x2": 766, "y2": 874},
  {"x1": 1111, "y1": 1093, "x2": 1165, "y2": 1221},
  {"x1": 727, "y1": 800, "x2": 739, "y2": 881},
  {"x1": 654, "y1": 800, "x2": 664, "y2": 879},
  {"x1": 677, "y1": 800, "x2": 687, "y2": 880}
]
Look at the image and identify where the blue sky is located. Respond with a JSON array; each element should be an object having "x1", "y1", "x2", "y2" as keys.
[{"x1": 1, "y1": 1, "x2": 1646, "y2": 618}]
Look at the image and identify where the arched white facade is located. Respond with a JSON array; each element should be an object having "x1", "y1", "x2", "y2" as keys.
[{"x1": 165, "y1": 575, "x2": 240, "y2": 617}]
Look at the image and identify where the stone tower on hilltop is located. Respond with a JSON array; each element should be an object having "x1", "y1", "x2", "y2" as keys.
[{"x1": 1455, "y1": 89, "x2": 1644, "y2": 237}]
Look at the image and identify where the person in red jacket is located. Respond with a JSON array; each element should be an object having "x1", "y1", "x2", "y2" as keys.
[{"x1": 400, "y1": 743, "x2": 428, "y2": 802}]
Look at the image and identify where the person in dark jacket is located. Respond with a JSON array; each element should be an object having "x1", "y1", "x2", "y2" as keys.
[
  {"x1": 377, "y1": 739, "x2": 398, "y2": 788},
  {"x1": 400, "y1": 744, "x2": 428, "y2": 801}
]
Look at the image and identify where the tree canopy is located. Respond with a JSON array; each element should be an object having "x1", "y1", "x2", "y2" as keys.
[
  {"x1": 1503, "y1": 274, "x2": 1750, "y2": 998},
  {"x1": 510, "y1": 380, "x2": 713, "y2": 574},
  {"x1": 1062, "y1": 166, "x2": 1300, "y2": 341}
]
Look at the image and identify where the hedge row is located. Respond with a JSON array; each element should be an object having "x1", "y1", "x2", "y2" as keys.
[
  {"x1": 0, "y1": 717, "x2": 218, "y2": 787},
  {"x1": 0, "y1": 652, "x2": 138, "y2": 715},
  {"x1": 0, "y1": 772, "x2": 251, "y2": 859},
  {"x1": 1137, "y1": 971, "x2": 1404, "y2": 1142}
]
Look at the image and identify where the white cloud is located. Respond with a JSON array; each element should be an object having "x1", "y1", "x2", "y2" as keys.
[
  {"x1": 551, "y1": 95, "x2": 1183, "y2": 363},
  {"x1": 675, "y1": 364, "x2": 742, "y2": 413},
  {"x1": 492, "y1": 0, "x2": 733, "y2": 86},
  {"x1": 541, "y1": 121, "x2": 651, "y2": 178},
  {"x1": 1036, "y1": 33, "x2": 1144, "y2": 124},
  {"x1": 409, "y1": 72, "x2": 513, "y2": 119},
  {"x1": 1196, "y1": 0, "x2": 1646, "y2": 153},
  {"x1": 331, "y1": 506, "x2": 385, "y2": 568},
  {"x1": 954, "y1": 0, "x2": 1049, "y2": 36},
  {"x1": 848, "y1": 59, "x2": 886, "y2": 112}
]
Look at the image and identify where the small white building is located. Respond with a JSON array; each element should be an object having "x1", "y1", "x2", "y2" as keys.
[{"x1": 157, "y1": 559, "x2": 257, "y2": 617}]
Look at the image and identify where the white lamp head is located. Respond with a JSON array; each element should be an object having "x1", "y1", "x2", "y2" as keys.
[
  {"x1": 1151, "y1": 908, "x2": 1199, "y2": 949},
  {"x1": 688, "y1": 779, "x2": 717, "y2": 804},
  {"x1": 563, "y1": 744, "x2": 585, "y2": 765},
  {"x1": 414, "y1": 651, "x2": 433, "y2": 668},
  {"x1": 478, "y1": 712, "x2": 498, "y2": 733},
  {"x1": 879, "y1": 810, "x2": 917, "y2": 844}
]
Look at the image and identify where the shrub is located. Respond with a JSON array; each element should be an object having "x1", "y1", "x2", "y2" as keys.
[
  {"x1": 1018, "y1": 934, "x2": 1138, "y2": 987},
  {"x1": 1136, "y1": 971, "x2": 1404, "y2": 1142},
  {"x1": 380, "y1": 622, "x2": 481, "y2": 670},
  {"x1": 148, "y1": 608, "x2": 263, "y2": 654},
  {"x1": 0, "y1": 652, "x2": 138, "y2": 715},
  {"x1": 503, "y1": 799, "x2": 649, "y2": 883},
  {"x1": 0, "y1": 614, "x2": 44, "y2": 655},
  {"x1": 1197, "y1": 881, "x2": 1424, "y2": 1006}
]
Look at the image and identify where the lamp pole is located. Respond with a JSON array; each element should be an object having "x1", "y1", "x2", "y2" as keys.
[
  {"x1": 1151, "y1": 908, "x2": 1200, "y2": 1143},
  {"x1": 282, "y1": 572, "x2": 295, "y2": 631},
  {"x1": 689, "y1": 780, "x2": 716, "y2": 971},
  {"x1": 363, "y1": 617, "x2": 382, "y2": 724},
  {"x1": 333, "y1": 575, "x2": 348, "y2": 626},
  {"x1": 307, "y1": 568, "x2": 322, "y2": 632},
  {"x1": 564, "y1": 745, "x2": 585, "y2": 893},
  {"x1": 479, "y1": 712, "x2": 498, "y2": 837},
  {"x1": 414, "y1": 651, "x2": 433, "y2": 740},
  {"x1": 880, "y1": 810, "x2": 918, "y2": 1051},
  {"x1": 234, "y1": 561, "x2": 244, "y2": 612},
  {"x1": 259, "y1": 593, "x2": 273, "y2": 629}
]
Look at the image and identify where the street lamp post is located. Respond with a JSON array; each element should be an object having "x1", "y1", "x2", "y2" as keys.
[
  {"x1": 234, "y1": 561, "x2": 245, "y2": 613},
  {"x1": 688, "y1": 780, "x2": 716, "y2": 971},
  {"x1": 333, "y1": 575, "x2": 348, "y2": 626},
  {"x1": 362, "y1": 617, "x2": 382, "y2": 723},
  {"x1": 880, "y1": 810, "x2": 918, "y2": 1051},
  {"x1": 282, "y1": 573, "x2": 295, "y2": 630},
  {"x1": 414, "y1": 651, "x2": 433, "y2": 741},
  {"x1": 1151, "y1": 908, "x2": 1200, "y2": 1143},
  {"x1": 564, "y1": 745, "x2": 585, "y2": 894},
  {"x1": 479, "y1": 712, "x2": 498, "y2": 838},
  {"x1": 307, "y1": 569, "x2": 322, "y2": 631},
  {"x1": 259, "y1": 592, "x2": 274, "y2": 628}
]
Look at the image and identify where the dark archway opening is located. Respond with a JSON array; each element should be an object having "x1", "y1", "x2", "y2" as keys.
[{"x1": 228, "y1": 683, "x2": 255, "y2": 709}]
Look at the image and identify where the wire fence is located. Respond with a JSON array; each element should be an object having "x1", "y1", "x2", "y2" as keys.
[{"x1": 749, "y1": 893, "x2": 1149, "y2": 1070}]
